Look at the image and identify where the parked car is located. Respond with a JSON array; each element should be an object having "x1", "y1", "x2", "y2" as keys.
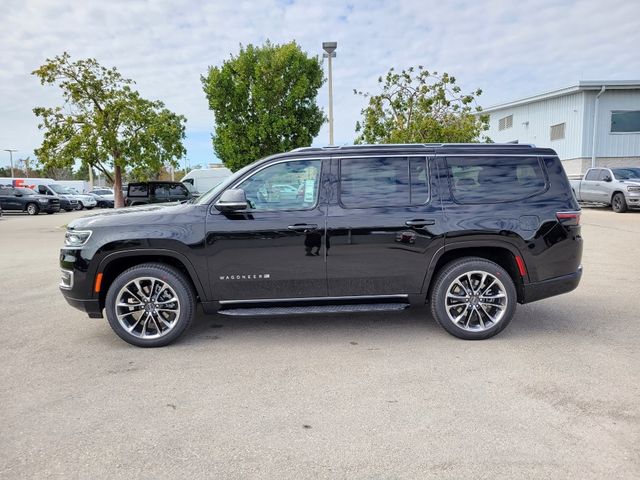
[
  {"x1": 34, "y1": 183, "x2": 79, "y2": 211},
  {"x1": 88, "y1": 192, "x2": 114, "y2": 208},
  {"x1": 67, "y1": 188, "x2": 97, "y2": 210},
  {"x1": 569, "y1": 167, "x2": 640, "y2": 212},
  {"x1": 124, "y1": 181, "x2": 192, "y2": 206},
  {"x1": 0, "y1": 186, "x2": 61, "y2": 215},
  {"x1": 59, "y1": 143, "x2": 582, "y2": 347}
]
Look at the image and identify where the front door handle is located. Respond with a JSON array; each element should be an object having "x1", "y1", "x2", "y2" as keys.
[
  {"x1": 405, "y1": 219, "x2": 436, "y2": 228},
  {"x1": 288, "y1": 223, "x2": 318, "y2": 232}
]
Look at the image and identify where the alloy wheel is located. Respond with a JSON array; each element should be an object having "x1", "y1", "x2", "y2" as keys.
[
  {"x1": 445, "y1": 270, "x2": 508, "y2": 332},
  {"x1": 115, "y1": 276, "x2": 181, "y2": 339}
]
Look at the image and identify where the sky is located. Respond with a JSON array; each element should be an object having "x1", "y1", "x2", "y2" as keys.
[{"x1": 1, "y1": 0, "x2": 639, "y2": 171}]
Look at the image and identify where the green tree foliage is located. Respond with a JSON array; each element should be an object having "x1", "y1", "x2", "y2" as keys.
[
  {"x1": 32, "y1": 52, "x2": 186, "y2": 207},
  {"x1": 202, "y1": 41, "x2": 324, "y2": 172},
  {"x1": 354, "y1": 66, "x2": 490, "y2": 144}
]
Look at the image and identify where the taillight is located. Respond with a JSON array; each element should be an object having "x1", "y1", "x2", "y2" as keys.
[{"x1": 556, "y1": 211, "x2": 581, "y2": 226}]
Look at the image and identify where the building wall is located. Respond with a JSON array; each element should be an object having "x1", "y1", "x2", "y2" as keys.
[
  {"x1": 581, "y1": 90, "x2": 640, "y2": 159},
  {"x1": 485, "y1": 92, "x2": 585, "y2": 159}
]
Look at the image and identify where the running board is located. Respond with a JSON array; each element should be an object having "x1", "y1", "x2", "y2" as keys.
[{"x1": 218, "y1": 303, "x2": 409, "y2": 316}]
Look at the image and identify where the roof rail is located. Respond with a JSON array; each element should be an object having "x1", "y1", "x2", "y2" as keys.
[{"x1": 291, "y1": 142, "x2": 537, "y2": 152}]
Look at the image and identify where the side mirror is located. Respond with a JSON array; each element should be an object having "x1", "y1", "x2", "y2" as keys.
[
  {"x1": 214, "y1": 188, "x2": 248, "y2": 212},
  {"x1": 15, "y1": 192, "x2": 23, "y2": 197},
  {"x1": 603, "y1": 175, "x2": 612, "y2": 182}
]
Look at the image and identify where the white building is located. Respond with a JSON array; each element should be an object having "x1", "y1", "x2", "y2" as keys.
[{"x1": 482, "y1": 81, "x2": 640, "y2": 174}]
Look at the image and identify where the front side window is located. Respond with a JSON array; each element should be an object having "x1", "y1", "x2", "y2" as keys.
[
  {"x1": 585, "y1": 169, "x2": 600, "y2": 181},
  {"x1": 447, "y1": 156, "x2": 546, "y2": 204},
  {"x1": 169, "y1": 184, "x2": 188, "y2": 196},
  {"x1": 236, "y1": 159, "x2": 321, "y2": 211},
  {"x1": 597, "y1": 170, "x2": 611, "y2": 181},
  {"x1": 611, "y1": 111, "x2": 640, "y2": 133},
  {"x1": 339, "y1": 157, "x2": 429, "y2": 208}
]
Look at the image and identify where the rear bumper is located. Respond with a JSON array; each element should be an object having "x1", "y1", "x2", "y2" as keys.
[
  {"x1": 522, "y1": 266, "x2": 582, "y2": 303},
  {"x1": 60, "y1": 291, "x2": 103, "y2": 318}
]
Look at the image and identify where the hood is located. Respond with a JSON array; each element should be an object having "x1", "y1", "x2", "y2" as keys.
[
  {"x1": 68, "y1": 202, "x2": 197, "y2": 230},
  {"x1": 620, "y1": 179, "x2": 640, "y2": 186}
]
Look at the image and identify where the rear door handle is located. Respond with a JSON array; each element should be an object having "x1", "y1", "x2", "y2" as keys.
[
  {"x1": 288, "y1": 224, "x2": 318, "y2": 232},
  {"x1": 405, "y1": 219, "x2": 436, "y2": 228}
]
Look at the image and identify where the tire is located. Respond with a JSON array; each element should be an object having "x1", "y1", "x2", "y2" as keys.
[
  {"x1": 430, "y1": 257, "x2": 517, "y2": 340},
  {"x1": 611, "y1": 192, "x2": 628, "y2": 213},
  {"x1": 26, "y1": 203, "x2": 40, "y2": 215},
  {"x1": 105, "y1": 263, "x2": 196, "y2": 347},
  {"x1": 77, "y1": 202, "x2": 84, "y2": 210}
]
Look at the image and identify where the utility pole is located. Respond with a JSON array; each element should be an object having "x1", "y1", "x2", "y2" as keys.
[
  {"x1": 4, "y1": 149, "x2": 17, "y2": 177},
  {"x1": 322, "y1": 42, "x2": 337, "y2": 145}
]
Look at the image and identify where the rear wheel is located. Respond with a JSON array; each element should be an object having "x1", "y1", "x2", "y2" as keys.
[
  {"x1": 26, "y1": 203, "x2": 39, "y2": 215},
  {"x1": 77, "y1": 202, "x2": 84, "y2": 210},
  {"x1": 430, "y1": 257, "x2": 517, "y2": 340},
  {"x1": 612, "y1": 193, "x2": 627, "y2": 213},
  {"x1": 105, "y1": 263, "x2": 196, "y2": 347}
]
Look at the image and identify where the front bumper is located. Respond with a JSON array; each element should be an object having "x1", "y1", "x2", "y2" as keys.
[
  {"x1": 522, "y1": 266, "x2": 582, "y2": 303},
  {"x1": 60, "y1": 292, "x2": 103, "y2": 318}
]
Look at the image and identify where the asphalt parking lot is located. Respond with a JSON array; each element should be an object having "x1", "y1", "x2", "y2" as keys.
[{"x1": 0, "y1": 208, "x2": 638, "y2": 479}]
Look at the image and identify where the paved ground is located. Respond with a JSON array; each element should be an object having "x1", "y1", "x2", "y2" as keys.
[{"x1": 0, "y1": 208, "x2": 638, "y2": 479}]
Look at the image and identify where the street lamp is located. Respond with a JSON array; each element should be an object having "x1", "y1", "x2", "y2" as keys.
[
  {"x1": 322, "y1": 42, "x2": 337, "y2": 145},
  {"x1": 4, "y1": 149, "x2": 17, "y2": 177}
]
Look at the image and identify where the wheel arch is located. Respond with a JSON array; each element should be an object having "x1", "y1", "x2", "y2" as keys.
[
  {"x1": 424, "y1": 241, "x2": 526, "y2": 303},
  {"x1": 96, "y1": 249, "x2": 206, "y2": 310}
]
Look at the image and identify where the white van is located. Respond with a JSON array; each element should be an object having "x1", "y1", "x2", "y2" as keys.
[{"x1": 181, "y1": 166, "x2": 232, "y2": 194}]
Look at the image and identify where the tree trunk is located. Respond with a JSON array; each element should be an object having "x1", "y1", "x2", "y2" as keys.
[{"x1": 113, "y1": 165, "x2": 125, "y2": 208}]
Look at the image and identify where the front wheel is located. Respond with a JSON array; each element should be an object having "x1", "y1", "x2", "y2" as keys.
[
  {"x1": 105, "y1": 263, "x2": 196, "y2": 347},
  {"x1": 430, "y1": 257, "x2": 517, "y2": 340},
  {"x1": 612, "y1": 193, "x2": 628, "y2": 213},
  {"x1": 26, "y1": 203, "x2": 40, "y2": 215},
  {"x1": 77, "y1": 202, "x2": 84, "y2": 210}
]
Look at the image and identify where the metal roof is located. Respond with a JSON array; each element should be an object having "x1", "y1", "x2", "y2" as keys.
[{"x1": 481, "y1": 80, "x2": 640, "y2": 113}]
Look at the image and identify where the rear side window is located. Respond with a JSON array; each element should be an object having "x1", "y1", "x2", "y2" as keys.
[
  {"x1": 446, "y1": 156, "x2": 546, "y2": 204},
  {"x1": 128, "y1": 184, "x2": 148, "y2": 197},
  {"x1": 339, "y1": 157, "x2": 429, "y2": 208}
]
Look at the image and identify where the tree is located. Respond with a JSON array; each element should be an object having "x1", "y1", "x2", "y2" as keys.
[
  {"x1": 202, "y1": 41, "x2": 324, "y2": 172},
  {"x1": 32, "y1": 52, "x2": 186, "y2": 207},
  {"x1": 354, "y1": 66, "x2": 490, "y2": 144}
]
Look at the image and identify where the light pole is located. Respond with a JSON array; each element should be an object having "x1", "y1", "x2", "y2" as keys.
[
  {"x1": 4, "y1": 149, "x2": 17, "y2": 177},
  {"x1": 322, "y1": 42, "x2": 337, "y2": 145}
]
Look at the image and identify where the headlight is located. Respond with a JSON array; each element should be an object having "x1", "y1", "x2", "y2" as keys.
[
  {"x1": 64, "y1": 230, "x2": 92, "y2": 247},
  {"x1": 627, "y1": 186, "x2": 640, "y2": 193}
]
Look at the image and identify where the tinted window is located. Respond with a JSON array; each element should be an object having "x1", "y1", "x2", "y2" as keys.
[
  {"x1": 128, "y1": 184, "x2": 148, "y2": 197},
  {"x1": 0, "y1": 187, "x2": 14, "y2": 196},
  {"x1": 611, "y1": 111, "x2": 640, "y2": 133},
  {"x1": 339, "y1": 157, "x2": 429, "y2": 208},
  {"x1": 237, "y1": 159, "x2": 321, "y2": 211},
  {"x1": 597, "y1": 170, "x2": 611, "y2": 181},
  {"x1": 152, "y1": 185, "x2": 170, "y2": 198},
  {"x1": 447, "y1": 156, "x2": 546, "y2": 204},
  {"x1": 585, "y1": 169, "x2": 600, "y2": 181},
  {"x1": 169, "y1": 184, "x2": 188, "y2": 196}
]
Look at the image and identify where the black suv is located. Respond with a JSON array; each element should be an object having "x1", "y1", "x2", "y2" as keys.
[
  {"x1": 59, "y1": 144, "x2": 582, "y2": 347},
  {"x1": 125, "y1": 181, "x2": 192, "y2": 206},
  {"x1": 0, "y1": 186, "x2": 61, "y2": 215}
]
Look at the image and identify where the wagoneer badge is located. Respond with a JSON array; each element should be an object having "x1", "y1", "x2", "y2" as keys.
[{"x1": 219, "y1": 274, "x2": 271, "y2": 280}]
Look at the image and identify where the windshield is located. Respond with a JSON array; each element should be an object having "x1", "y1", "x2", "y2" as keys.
[
  {"x1": 612, "y1": 168, "x2": 640, "y2": 180},
  {"x1": 193, "y1": 162, "x2": 255, "y2": 205},
  {"x1": 15, "y1": 187, "x2": 36, "y2": 195},
  {"x1": 49, "y1": 184, "x2": 72, "y2": 194}
]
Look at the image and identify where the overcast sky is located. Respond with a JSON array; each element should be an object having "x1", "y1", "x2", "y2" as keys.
[{"x1": 1, "y1": 0, "x2": 639, "y2": 169}]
